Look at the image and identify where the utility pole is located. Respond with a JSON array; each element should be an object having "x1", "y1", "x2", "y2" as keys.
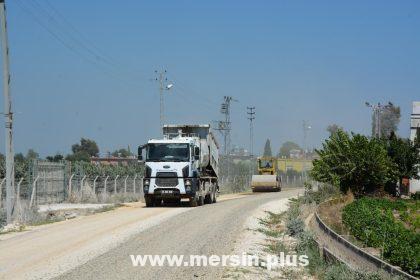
[
  {"x1": 0, "y1": 0, "x2": 14, "y2": 224},
  {"x1": 302, "y1": 120, "x2": 311, "y2": 159},
  {"x1": 247, "y1": 106, "x2": 255, "y2": 180},
  {"x1": 215, "y1": 96, "x2": 236, "y2": 182},
  {"x1": 247, "y1": 107, "x2": 255, "y2": 157},
  {"x1": 365, "y1": 102, "x2": 393, "y2": 139},
  {"x1": 216, "y1": 96, "x2": 236, "y2": 155},
  {"x1": 155, "y1": 70, "x2": 173, "y2": 131},
  {"x1": 302, "y1": 120, "x2": 311, "y2": 181}
]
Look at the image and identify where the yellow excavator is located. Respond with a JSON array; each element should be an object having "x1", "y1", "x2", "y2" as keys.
[{"x1": 251, "y1": 156, "x2": 281, "y2": 192}]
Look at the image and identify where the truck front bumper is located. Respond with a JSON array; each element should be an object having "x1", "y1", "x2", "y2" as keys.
[{"x1": 145, "y1": 189, "x2": 195, "y2": 199}]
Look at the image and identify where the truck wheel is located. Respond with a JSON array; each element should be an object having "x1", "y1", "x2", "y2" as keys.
[
  {"x1": 154, "y1": 199, "x2": 162, "y2": 207},
  {"x1": 145, "y1": 196, "x2": 154, "y2": 207},
  {"x1": 212, "y1": 188, "x2": 217, "y2": 203},
  {"x1": 198, "y1": 196, "x2": 204, "y2": 206},
  {"x1": 204, "y1": 194, "x2": 212, "y2": 204},
  {"x1": 189, "y1": 196, "x2": 198, "y2": 207}
]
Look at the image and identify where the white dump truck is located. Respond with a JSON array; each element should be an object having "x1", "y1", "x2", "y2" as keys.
[{"x1": 138, "y1": 124, "x2": 219, "y2": 207}]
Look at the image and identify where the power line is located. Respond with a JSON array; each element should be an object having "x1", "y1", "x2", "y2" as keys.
[
  {"x1": 169, "y1": 74, "x2": 220, "y2": 107},
  {"x1": 15, "y1": 0, "x2": 150, "y2": 89},
  {"x1": 43, "y1": 0, "x2": 117, "y2": 66},
  {"x1": 29, "y1": 0, "x2": 115, "y2": 67},
  {"x1": 36, "y1": 0, "x2": 152, "y2": 81},
  {"x1": 17, "y1": 1, "x2": 225, "y2": 133},
  {"x1": 18, "y1": 0, "x2": 223, "y2": 110}
]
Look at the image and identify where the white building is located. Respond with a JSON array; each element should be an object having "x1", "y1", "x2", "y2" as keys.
[{"x1": 409, "y1": 101, "x2": 420, "y2": 193}]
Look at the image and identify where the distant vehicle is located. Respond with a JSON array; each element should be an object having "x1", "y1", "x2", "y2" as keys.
[
  {"x1": 251, "y1": 156, "x2": 281, "y2": 192},
  {"x1": 138, "y1": 124, "x2": 219, "y2": 207}
]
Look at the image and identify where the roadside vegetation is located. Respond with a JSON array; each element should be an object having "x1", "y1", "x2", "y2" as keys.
[
  {"x1": 310, "y1": 127, "x2": 420, "y2": 277},
  {"x1": 342, "y1": 197, "x2": 419, "y2": 276},
  {"x1": 248, "y1": 185, "x2": 399, "y2": 279}
]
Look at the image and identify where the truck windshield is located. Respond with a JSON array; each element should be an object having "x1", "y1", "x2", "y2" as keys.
[
  {"x1": 259, "y1": 160, "x2": 273, "y2": 168},
  {"x1": 147, "y1": 143, "x2": 190, "y2": 162}
]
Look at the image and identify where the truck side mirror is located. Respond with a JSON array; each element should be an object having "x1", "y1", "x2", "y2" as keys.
[
  {"x1": 137, "y1": 146, "x2": 143, "y2": 161},
  {"x1": 194, "y1": 147, "x2": 200, "y2": 160}
]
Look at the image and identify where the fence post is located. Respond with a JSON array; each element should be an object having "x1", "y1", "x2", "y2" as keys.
[
  {"x1": 124, "y1": 175, "x2": 129, "y2": 193},
  {"x1": 29, "y1": 175, "x2": 40, "y2": 208},
  {"x1": 114, "y1": 175, "x2": 120, "y2": 194},
  {"x1": 16, "y1": 178, "x2": 24, "y2": 207},
  {"x1": 0, "y1": 178, "x2": 5, "y2": 208},
  {"x1": 93, "y1": 176, "x2": 99, "y2": 194},
  {"x1": 104, "y1": 176, "x2": 109, "y2": 194},
  {"x1": 80, "y1": 175, "x2": 86, "y2": 200},
  {"x1": 133, "y1": 174, "x2": 138, "y2": 194},
  {"x1": 68, "y1": 173, "x2": 75, "y2": 197}
]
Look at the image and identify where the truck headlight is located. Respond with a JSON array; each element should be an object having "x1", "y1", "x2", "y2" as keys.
[
  {"x1": 184, "y1": 179, "x2": 192, "y2": 191},
  {"x1": 143, "y1": 179, "x2": 150, "y2": 193}
]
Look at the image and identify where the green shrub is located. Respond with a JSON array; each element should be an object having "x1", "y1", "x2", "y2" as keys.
[
  {"x1": 296, "y1": 231, "x2": 323, "y2": 275},
  {"x1": 342, "y1": 197, "x2": 420, "y2": 276},
  {"x1": 303, "y1": 183, "x2": 340, "y2": 204},
  {"x1": 286, "y1": 201, "x2": 305, "y2": 236},
  {"x1": 323, "y1": 264, "x2": 391, "y2": 280},
  {"x1": 286, "y1": 217, "x2": 305, "y2": 236}
]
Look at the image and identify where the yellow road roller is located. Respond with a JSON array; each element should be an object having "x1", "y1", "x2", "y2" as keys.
[{"x1": 251, "y1": 157, "x2": 281, "y2": 192}]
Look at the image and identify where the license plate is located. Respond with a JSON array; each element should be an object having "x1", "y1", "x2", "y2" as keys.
[{"x1": 161, "y1": 190, "x2": 173, "y2": 194}]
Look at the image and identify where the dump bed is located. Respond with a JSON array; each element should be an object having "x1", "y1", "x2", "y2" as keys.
[{"x1": 163, "y1": 124, "x2": 219, "y2": 178}]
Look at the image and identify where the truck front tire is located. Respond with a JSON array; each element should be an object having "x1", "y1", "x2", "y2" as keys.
[
  {"x1": 197, "y1": 196, "x2": 204, "y2": 206},
  {"x1": 145, "y1": 196, "x2": 154, "y2": 207},
  {"x1": 189, "y1": 196, "x2": 198, "y2": 207},
  {"x1": 212, "y1": 188, "x2": 217, "y2": 203},
  {"x1": 204, "y1": 194, "x2": 213, "y2": 204}
]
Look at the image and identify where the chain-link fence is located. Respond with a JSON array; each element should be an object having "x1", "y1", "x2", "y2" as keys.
[
  {"x1": 0, "y1": 160, "x2": 144, "y2": 215},
  {"x1": 66, "y1": 174, "x2": 144, "y2": 204}
]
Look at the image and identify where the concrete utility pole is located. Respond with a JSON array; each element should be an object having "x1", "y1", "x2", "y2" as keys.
[
  {"x1": 247, "y1": 106, "x2": 255, "y2": 180},
  {"x1": 247, "y1": 106, "x2": 255, "y2": 157},
  {"x1": 302, "y1": 120, "x2": 311, "y2": 159},
  {"x1": 365, "y1": 102, "x2": 393, "y2": 139},
  {"x1": 0, "y1": 0, "x2": 15, "y2": 224},
  {"x1": 155, "y1": 70, "x2": 173, "y2": 131}
]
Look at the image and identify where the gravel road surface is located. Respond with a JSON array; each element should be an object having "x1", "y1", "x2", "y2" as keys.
[{"x1": 56, "y1": 188, "x2": 302, "y2": 280}]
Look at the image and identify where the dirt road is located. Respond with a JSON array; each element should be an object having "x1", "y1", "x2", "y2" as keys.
[{"x1": 0, "y1": 189, "x2": 302, "y2": 280}]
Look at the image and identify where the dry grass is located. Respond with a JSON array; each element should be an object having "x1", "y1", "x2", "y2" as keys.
[{"x1": 317, "y1": 193, "x2": 354, "y2": 234}]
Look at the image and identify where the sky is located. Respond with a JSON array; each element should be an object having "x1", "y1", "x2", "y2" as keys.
[{"x1": 0, "y1": 0, "x2": 419, "y2": 157}]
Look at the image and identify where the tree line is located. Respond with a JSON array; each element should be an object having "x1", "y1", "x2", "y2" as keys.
[{"x1": 0, "y1": 138, "x2": 138, "y2": 178}]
